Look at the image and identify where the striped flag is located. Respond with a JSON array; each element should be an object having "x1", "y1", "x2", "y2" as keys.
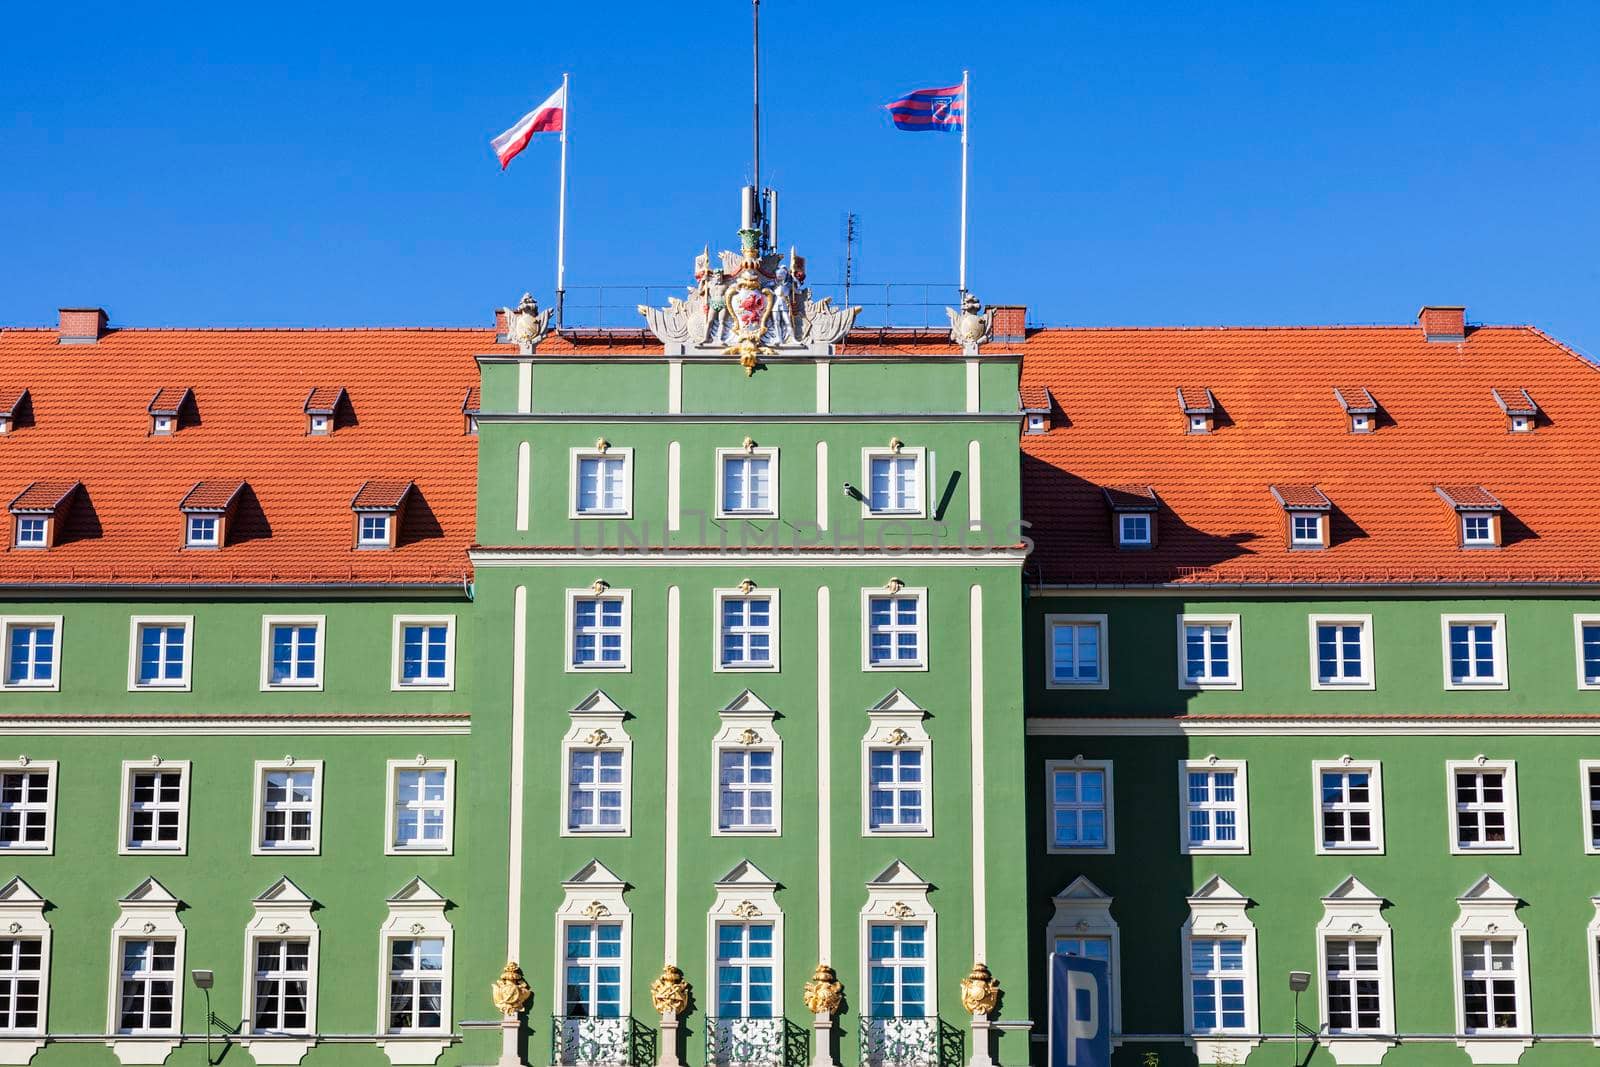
[
  {"x1": 490, "y1": 83, "x2": 566, "y2": 169},
  {"x1": 884, "y1": 82, "x2": 965, "y2": 132}
]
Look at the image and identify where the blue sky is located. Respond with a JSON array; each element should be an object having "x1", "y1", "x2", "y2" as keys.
[{"x1": 4, "y1": 2, "x2": 1598, "y2": 353}]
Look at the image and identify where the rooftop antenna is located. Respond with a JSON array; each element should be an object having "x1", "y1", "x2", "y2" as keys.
[
  {"x1": 738, "y1": 0, "x2": 769, "y2": 251},
  {"x1": 842, "y1": 212, "x2": 860, "y2": 308}
]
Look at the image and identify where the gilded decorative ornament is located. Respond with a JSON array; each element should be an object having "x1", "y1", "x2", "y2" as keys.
[
  {"x1": 738, "y1": 578, "x2": 757, "y2": 594},
  {"x1": 650, "y1": 964, "x2": 691, "y2": 1016},
  {"x1": 884, "y1": 728, "x2": 911, "y2": 746},
  {"x1": 802, "y1": 964, "x2": 843, "y2": 1015},
  {"x1": 732, "y1": 900, "x2": 761, "y2": 919},
  {"x1": 595, "y1": 438, "x2": 610, "y2": 454},
  {"x1": 582, "y1": 900, "x2": 612, "y2": 919},
  {"x1": 591, "y1": 579, "x2": 609, "y2": 595},
  {"x1": 737, "y1": 728, "x2": 761, "y2": 746},
  {"x1": 491, "y1": 961, "x2": 533, "y2": 1017},
  {"x1": 888, "y1": 437, "x2": 904, "y2": 454},
  {"x1": 959, "y1": 962, "x2": 1001, "y2": 1016},
  {"x1": 885, "y1": 902, "x2": 915, "y2": 920},
  {"x1": 884, "y1": 577, "x2": 905, "y2": 593},
  {"x1": 586, "y1": 729, "x2": 612, "y2": 746}
]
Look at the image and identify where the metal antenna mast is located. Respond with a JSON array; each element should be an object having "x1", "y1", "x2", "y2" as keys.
[{"x1": 752, "y1": 0, "x2": 762, "y2": 246}]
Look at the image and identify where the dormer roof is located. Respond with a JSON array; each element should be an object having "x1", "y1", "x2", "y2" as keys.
[
  {"x1": 303, "y1": 386, "x2": 348, "y2": 415},
  {"x1": 1176, "y1": 386, "x2": 1215, "y2": 414},
  {"x1": 1019, "y1": 385, "x2": 1053, "y2": 414},
  {"x1": 350, "y1": 480, "x2": 414, "y2": 512},
  {"x1": 1333, "y1": 386, "x2": 1377, "y2": 414},
  {"x1": 0, "y1": 388, "x2": 30, "y2": 419},
  {"x1": 1491, "y1": 387, "x2": 1537, "y2": 417},
  {"x1": 179, "y1": 479, "x2": 246, "y2": 513},
  {"x1": 147, "y1": 387, "x2": 193, "y2": 416},
  {"x1": 462, "y1": 386, "x2": 481, "y2": 416},
  {"x1": 1270, "y1": 485, "x2": 1331, "y2": 511},
  {"x1": 9, "y1": 479, "x2": 79, "y2": 514},
  {"x1": 1435, "y1": 485, "x2": 1502, "y2": 511},
  {"x1": 1102, "y1": 484, "x2": 1159, "y2": 511}
]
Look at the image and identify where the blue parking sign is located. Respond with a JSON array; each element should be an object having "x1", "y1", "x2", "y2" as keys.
[{"x1": 1048, "y1": 953, "x2": 1110, "y2": 1067}]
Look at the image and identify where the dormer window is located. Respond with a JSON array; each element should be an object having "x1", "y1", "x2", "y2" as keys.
[
  {"x1": 1491, "y1": 388, "x2": 1537, "y2": 434},
  {"x1": 359, "y1": 515, "x2": 391, "y2": 547},
  {"x1": 0, "y1": 389, "x2": 31, "y2": 435},
  {"x1": 303, "y1": 387, "x2": 348, "y2": 436},
  {"x1": 1103, "y1": 485, "x2": 1159, "y2": 549},
  {"x1": 1291, "y1": 514, "x2": 1321, "y2": 545},
  {"x1": 8, "y1": 480, "x2": 80, "y2": 551},
  {"x1": 178, "y1": 480, "x2": 245, "y2": 549},
  {"x1": 185, "y1": 516, "x2": 218, "y2": 548},
  {"x1": 1020, "y1": 387, "x2": 1054, "y2": 435},
  {"x1": 15, "y1": 517, "x2": 45, "y2": 548},
  {"x1": 1334, "y1": 387, "x2": 1378, "y2": 434},
  {"x1": 1176, "y1": 387, "x2": 1216, "y2": 434},
  {"x1": 147, "y1": 388, "x2": 194, "y2": 437},
  {"x1": 1270, "y1": 486, "x2": 1331, "y2": 550},
  {"x1": 350, "y1": 480, "x2": 414, "y2": 550},
  {"x1": 1462, "y1": 514, "x2": 1493, "y2": 546},
  {"x1": 1120, "y1": 514, "x2": 1151, "y2": 545},
  {"x1": 462, "y1": 387, "x2": 480, "y2": 437},
  {"x1": 1436, "y1": 486, "x2": 1504, "y2": 549}
]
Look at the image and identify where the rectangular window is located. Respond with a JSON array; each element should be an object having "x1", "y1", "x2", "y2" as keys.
[
  {"x1": 1445, "y1": 618, "x2": 1506, "y2": 688},
  {"x1": 386, "y1": 938, "x2": 445, "y2": 1033},
  {"x1": 117, "y1": 939, "x2": 177, "y2": 1034},
  {"x1": 1189, "y1": 938, "x2": 1248, "y2": 1033},
  {"x1": 1451, "y1": 763, "x2": 1519, "y2": 853},
  {"x1": 0, "y1": 765, "x2": 52, "y2": 852},
  {"x1": 0, "y1": 937, "x2": 43, "y2": 1032},
  {"x1": 1047, "y1": 615, "x2": 1106, "y2": 689},
  {"x1": 1291, "y1": 513, "x2": 1322, "y2": 546},
  {"x1": 864, "y1": 450, "x2": 924, "y2": 516},
  {"x1": 2, "y1": 619, "x2": 59, "y2": 690},
  {"x1": 719, "y1": 451, "x2": 776, "y2": 517},
  {"x1": 567, "y1": 749, "x2": 624, "y2": 831},
  {"x1": 1049, "y1": 763, "x2": 1111, "y2": 852},
  {"x1": 132, "y1": 619, "x2": 190, "y2": 689},
  {"x1": 389, "y1": 762, "x2": 453, "y2": 853},
  {"x1": 120, "y1": 762, "x2": 188, "y2": 853},
  {"x1": 1324, "y1": 939, "x2": 1383, "y2": 1033},
  {"x1": 1576, "y1": 618, "x2": 1600, "y2": 690},
  {"x1": 867, "y1": 923, "x2": 926, "y2": 1018},
  {"x1": 865, "y1": 592, "x2": 926, "y2": 669},
  {"x1": 1586, "y1": 764, "x2": 1600, "y2": 854},
  {"x1": 1316, "y1": 763, "x2": 1383, "y2": 853},
  {"x1": 185, "y1": 515, "x2": 218, "y2": 547},
  {"x1": 256, "y1": 764, "x2": 320, "y2": 852},
  {"x1": 261, "y1": 617, "x2": 324, "y2": 690},
  {"x1": 393, "y1": 617, "x2": 453, "y2": 689},
  {"x1": 1053, "y1": 936, "x2": 1112, "y2": 970},
  {"x1": 1310, "y1": 616, "x2": 1373, "y2": 689},
  {"x1": 1181, "y1": 761, "x2": 1249, "y2": 852},
  {"x1": 867, "y1": 748, "x2": 925, "y2": 831},
  {"x1": 715, "y1": 922, "x2": 775, "y2": 1018},
  {"x1": 1178, "y1": 615, "x2": 1240, "y2": 689},
  {"x1": 1117, "y1": 513, "x2": 1151, "y2": 546},
  {"x1": 570, "y1": 595, "x2": 629, "y2": 670},
  {"x1": 1462, "y1": 514, "x2": 1494, "y2": 546},
  {"x1": 14, "y1": 518, "x2": 45, "y2": 549},
  {"x1": 358, "y1": 514, "x2": 390, "y2": 546},
  {"x1": 573, "y1": 453, "x2": 631, "y2": 517},
  {"x1": 252, "y1": 938, "x2": 311, "y2": 1034},
  {"x1": 718, "y1": 595, "x2": 775, "y2": 670},
  {"x1": 717, "y1": 749, "x2": 775, "y2": 831},
  {"x1": 563, "y1": 923, "x2": 622, "y2": 1018},
  {"x1": 1461, "y1": 939, "x2": 1519, "y2": 1031}
]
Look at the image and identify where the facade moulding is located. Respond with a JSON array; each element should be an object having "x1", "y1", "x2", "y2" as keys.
[
  {"x1": 0, "y1": 713, "x2": 470, "y2": 735},
  {"x1": 1030, "y1": 582, "x2": 1600, "y2": 597},
  {"x1": 0, "y1": 582, "x2": 473, "y2": 600},
  {"x1": 471, "y1": 549, "x2": 1027, "y2": 566},
  {"x1": 1026, "y1": 715, "x2": 1600, "y2": 737},
  {"x1": 474, "y1": 412, "x2": 1021, "y2": 424}
]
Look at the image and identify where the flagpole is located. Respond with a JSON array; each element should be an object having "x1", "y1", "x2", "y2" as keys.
[
  {"x1": 556, "y1": 71, "x2": 570, "y2": 330},
  {"x1": 959, "y1": 69, "x2": 969, "y2": 297}
]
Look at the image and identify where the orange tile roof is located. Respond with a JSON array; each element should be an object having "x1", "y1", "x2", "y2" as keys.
[
  {"x1": 148, "y1": 387, "x2": 192, "y2": 414},
  {"x1": 1103, "y1": 484, "x2": 1159, "y2": 509},
  {"x1": 179, "y1": 480, "x2": 246, "y2": 511},
  {"x1": 1490, "y1": 386, "x2": 1536, "y2": 415},
  {"x1": 1019, "y1": 385, "x2": 1052, "y2": 412},
  {"x1": 304, "y1": 386, "x2": 347, "y2": 413},
  {"x1": 0, "y1": 389, "x2": 29, "y2": 417},
  {"x1": 9, "y1": 480, "x2": 79, "y2": 513},
  {"x1": 350, "y1": 480, "x2": 414, "y2": 511},
  {"x1": 462, "y1": 386, "x2": 481, "y2": 414},
  {"x1": 0, "y1": 328, "x2": 499, "y2": 585},
  {"x1": 1176, "y1": 386, "x2": 1215, "y2": 413},
  {"x1": 1020, "y1": 324, "x2": 1600, "y2": 584},
  {"x1": 1270, "y1": 484, "x2": 1331, "y2": 510},
  {"x1": 1333, "y1": 386, "x2": 1377, "y2": 413},
  {"x1": 1435, "y1": 485, "x2": 1502, "y2": 510}
]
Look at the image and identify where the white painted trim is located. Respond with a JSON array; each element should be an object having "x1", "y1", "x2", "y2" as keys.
[
  {"x1": 507, "y1": 586, "x2": 528, "y2": 961},
  {"x1": 664, "y1": 584, "x2": 681, "y2": 964},
  {"x1": 1316, "y1": 877, "x2": 1396, "y2": 1061},
  {"x1": 1575, "y1": 615, "x2": 1600, "y2": 691},
  {"x1": 667, "y1": 440, "x2": 681, "y2": 532},
  {"x1": 861, "y1": 692, "x2": 933, "y2": 838},
  {"x1": 558, "y1": 691, "x2": 633, "y2": 838},
  {"x1": 712, "y1": 587, "x2": 780, "y2": 673},
  {"x1": 389, "y1": 615, "x2": 456, "y2": 691},
  {"x1": 816, "y1": 586, "x2": 832, "y2": 964},
  {"x1": 1311, "y1": 758, "x2": 1385, "y2": 855},
  {"x1": 377, "y1": 878, "x2": 453, "y2": 1041},
  {"x1": 859, "y1": 861, "x2": 939, "y2": 1016},
  {"x1": 1446, "y1": 758, "x2": 1520, "y2": 855},
  {"x1": 969, "y1": 583, "x2": 987, "y2": 961},
  {"x1": 1441, "y1": 614, "x2": 1509, "y2": 691},
  {"x1": 667, "y1": 359, "x2": 683, "y2": 414},
  {"x1": 1044, "y1": 757, "x2": 1115, "y2": 855},
  {"x1": 515, "y1": 441, "x2": 531, "y2": 532},
  {"x1": 568, "y1": 446, "x2": 635, "y2": 520},
  {"x1": 714, "y1": 446, "x2": 780, "y2": 520},
  {"x1": 815, "y1": 441, "x2": 828, "y2": 531},
  {"x1": 1176, "y1": 613, "x2": 1243, "y2": 691},
  {"x1": 711, "y1": 695, "x2": 782, "y2": 836},
  {"x1": 1046, "y1": 877, "x2": 1121, "y2": 1036},
  {"x1": 0, "y1": 759, "x2": 57, "y2": 854},
  {"x1": 1044, "y1": 613, "x2": 1110, "y2": 691},
  {"x1": 249, "y1": 758, "x2": 324, "y2": 856},
  {"x1": 517, "y1": 360, "x2": 532, "y2": 412},
  {"x1": 241, "y1": 877, "x2": 320, "y2": 1043},
  {"x1": 859, "y1": 446, "x2": 929, "y2": 519},
  {"x1": 1307, "y1": 614, "x2": 1376, "y2": 691},
  {"x1": 860, "y1": 586, "x2": 930, "y2": 672},
  {"x1": 259, "y1": 615, "x2": 326, "y2": 692},
  {"x1": 966, "y1": 440, "x2": 981, "y2": 530},
  {"x1": 0, "y1": 877, "x2": 49, "y2": 1044},
  {"x1": 1587, "y1": 897, "x2": 1600, "y2": 1045},
  {"x1": 1177, "y1": 757, "x2": 1250, "y2": 855},
  {"x1": 471, "y1": 548, "x2": 1028, "y2": 566},
  {"x1": 1180, "y1": 876, "x2": 1259, "y2": 1062},
  {"x1": 126, "y1": 615, "x2": 194, "y2": 692},
  {"x1": 117, "y1": 759, "x2": 191, "y2": 856},
  {"x1": 383, "y1": 757, "x2": 455, "y2": 856},
  {"x1": 0, "y1": 615, "x2": 62, "y2": 692},
  {"x1": 0, "y1": 715, "x2": 468, "y2": 735},
  {"x1": 555, "y1": 861, "x2": 633, "y2": 1016},
  {"x1": 965, "y1": 359, "x2": 980, "y2": 413},
  {"x1": 816, "y1": 361, "x2": 830, "y2": 414},
  {"x1": 1451, "y1": 876, "x2": 1532, "y2": 1062},
  {"x1": 106, "y1": 878, "x2": 185, "y2": 1056},
  {"x1": 563, "y1": 587, "x2": 633, "y2": 673},
  {"x1": 1026, "y1": 715, "x2": 1600, "y2": 736},
  {"x1": 706, "y1": 861, "x2": 785, "y2": 1014},
  {"x1": 1582, "y1": 760, "x2": 1600, "y2": 856}
]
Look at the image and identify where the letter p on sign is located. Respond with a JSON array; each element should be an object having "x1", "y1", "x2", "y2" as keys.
[{"x1": 1048, "y1": 954, "x2": 1109, "y2": 1067}]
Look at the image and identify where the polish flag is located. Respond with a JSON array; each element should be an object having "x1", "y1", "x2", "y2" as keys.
[{"x1": 491, "y1": 84, "x2": 565, "y2": 169}]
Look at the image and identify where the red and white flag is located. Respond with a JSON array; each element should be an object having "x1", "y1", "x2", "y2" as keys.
[{"x1": 490, "y1": 83, "x2": 565, "y2": 169}]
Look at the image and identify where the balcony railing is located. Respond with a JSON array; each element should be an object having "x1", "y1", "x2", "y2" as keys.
[
  {"x1": 551, "y1": 1014, "x2": 656, "y2": 1067},
  {"x1": 858, "y1": 1016, "x2": 965, "y2": 1067},
  {"x1": 704, "y1": 1015, "x2": 809, "y2": 1067}
]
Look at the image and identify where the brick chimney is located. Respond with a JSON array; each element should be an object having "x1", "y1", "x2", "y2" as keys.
[
  {"x1": 990, "y1": 305, "x2": 1027, "y2": 344},
  {"x1": 493, "y1": 306, "x2": 510, "y2": 339},
  {"x1": 1419, "y1": 305, "x2": 1466, "y2": 342},
  {"x1": 58, "y1": 307, "x2": 108, "y2": 344}
]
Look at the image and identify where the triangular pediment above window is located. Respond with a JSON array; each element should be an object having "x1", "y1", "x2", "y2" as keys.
[
  {"x1": 254, "y1": 875, "x2": 313, "y2": 906},
  {"x1": 387, "y1": 875, "x2": 445, "y2": 905},
  {"x1": 1323, "y1": 875, "x2": 1382, "y2": 905},
  {"x1": 868, "y1": 859, "x2": 930, "y2": 889},
  {"x1": 1188, "y1": 874, "x2": 1247, "y2": 904},
  {"x1": 121, "y1": 876, "x2": 179, "y2": 905},
  {"x1": 1054, "y1": 875, "x2": 1111, "y2": 903},
  {"x1": 564, "y1": 858, "x2": 626, "y2": 890},
  {"x1": 573, "y1": 689, "x2": 625, "y2": 716},
  {"x1": 716, "y1": 859, "x2": 778, "y2": 890},
  {"x1": 721, "y1": 689, "x2": 774, "y2": 715},
  {"x1": 0, "y1": 876, "x2": 43, "y2": 906},
  {"x1": 868, "y1": 689, "x2": 925, "y2": 715},
  {"x1": 1458, "y1": 874, "x2": 1517, "y2": 904}
]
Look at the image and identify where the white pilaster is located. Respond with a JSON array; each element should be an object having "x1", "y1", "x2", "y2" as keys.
[
  {"x1": 668, "y1": 359, "x2": 683, "y2": 414},
  {"x1": 664, "y1": 585, "x2": 681, "y2": 963},
  {"x1": 816, "y1": 360, "x2": 830, "y2": 414},
  {"x1": 965, "y1": 359, "x2": 980, "y2": 413},
  {"x1": 515, "y1": 443, "x2": 530, "y2": 532},
  {"x1": 815, "y1": 441, "x2": 829, "y2": 531},
  {"x1": 506, "y1": 585, "x2": 528, "y2": 961},
  {"x1": 668, "y1": 441, "x2": 681, "y2": 532},
  {"x1": 968, "y1": 584, "x2": 987, "y2": 960},
  {"x1": 517, "y1": 361, "x2": 532, "y2": 413},
  {"x1": 967, "y1": 441, "x2": 982, "y2": 530},
  {"x1": 816, "y1": 584, "x2": 832, "y2": 963}
]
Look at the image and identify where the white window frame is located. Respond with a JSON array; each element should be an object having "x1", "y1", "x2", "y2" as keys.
[
  {"x1": 1308, "y1": 614, "x2": 1375, "y2": 691},
  {"x1": 1316, "y1": 876, "x2": 1396, "y2": 1064},
  {"x1": 390, "y1": 615, "x2": 456, "y2": 691},
  {"x1": 1178, "y1": 757, "x2": 1250, "y2": 854},
  {"x1": 553, "y1": 860, "x2": 633, "y2": 1027},
  {"x1": 384, "y1": 757, "x2": 455, "y2": 855},
  {"x1": 357, "y1": 513, "x2": 391, "y2": 547},
  {"x1": 1180, "y1": 875, "x2": 1259, "y2": 1065},
  {"x1": 106, "y1": 877, "x2": 184, "y2": 1063},
  {"x1": 713, "y1": 589, "x2": 780, "y2": 673},
  {"x1": 0, "y1": 876, "x2": 49, "y2": 1048},
  {"x1": 13, "y1": 517, "x2": 46, "y2": 549},
  {"x1": 1451, "y1": 876, "x2": 1532, "y2": 1064},
  {"x1": 185, "y1": 514, "x2": 219, "y2": 548},
  {"x1": 117, "y1": 759, "x2": 190, "y2": 856},
  {"x1": 127, "y1": 615, "x2": 194, "y2": 692},
  {"x1": 1447, "y1": 758, "x2": 1520, "y2": 855},
  {"x1": 1582, "y1": 760, "x2": 1600, "y2": 856},
  {"x1": 860, "y1": 446, "x2": 928, "y2": 519},
  {"x1": 706, "y1": 861, "x2": 784, "y2": 1020},
  {"x1": 1046, "y1": 877, "x2": 1121, "y2": 1039},
  {"x1": 1461, "y1": 512, "x2": 1496, "y2": 547},
  {"x1": 712, "y1": 691, "x2": 782, "y2": 836},
  {"x1": 250, "y1": 759, "x2": 324, "y2": 856},
  {"x1": 259, "y1": 615, "x2": 326, "y2": 692},
  {"x1": 1290, "y1": 512, "x2": 1324, "y2": 547},
  {"x1": 240, "y1": 876, "x2": 319, "y2": 1053},
  {"x1": 1587, "y1": 897, "x2": 1600, "y2": 1047},
  {"x1": 1312, "y1": 758, "x2": 1385, "y2": 855},
  {"x1": 0, "y1": 616, "x2": 62, "y2": 692},
  {"x1": 1045, "y1": 758, "x2": 1114, "y2": 855},
  {"x1": 565, "y1": 589, "x2": 632, "y2": 673},
  {"x1": 860, "y1": 587, "x2": 929, "y2": 672},
  {"x1": 1441, "y1": 614, "x2": 1508, "y2": 690},
  {"x1": 1116, "y1": 512, "x2": 1152, "y2": 547},
  {"x1": 1575, "y1": 615, "x2": 1600, "y2": 691},
  {"x1": 859, "y1": 860, "x2": 939, "y2": 1018},
  {"x1": 1177, "y1": 614, "x2": 1242, "y2": 691},
  {"x1": 568, "y1": 448, "x2": 634, "y2": 519},
  {"x1": 0, "y1": 759, "x2": 57, "y2": 854},
  {"x1": 716, "y1": 446, "x2": 780, "y2": 519},
  {"x1": 560, "y1": 690, "x2": 633, "y2": 838},
  {"x1": 861, "y1": 690, "x2": 933, "y2": 837},
  {"x1": 377, "y1": 877, "x2": 453, "y2": 1055},
  {"x1": 1045, "y1": 613, "x2": 1109, "y2": 691}
]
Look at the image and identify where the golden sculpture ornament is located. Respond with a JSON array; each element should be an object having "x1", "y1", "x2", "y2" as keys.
[
  {"x1": 491, "y1": 961, "x2": 533, "y2": 1017},
  {"x1": 959, "y1": 962, "x2": 1002, "y2": 1016},
  {"x1": 651, "y1": 964, "x2": 691, "y2": 1016},
  {"x1": 802, "y1": 964, "x2": 844, "y2": 1016}
]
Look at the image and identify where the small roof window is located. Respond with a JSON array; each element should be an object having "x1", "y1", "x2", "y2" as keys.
[
  {"x1": 1436, "y1": 485, "x2": 1504, "y2": 549},
  {"x1": 1491, "y1": 387, "x2": 1538, "y2": 433},
  {"x1": 303, "y1": 386, "x2": 349, "y2": 436},
  {"x1": 350, "y1": 479, "x2": 415, "y2": 550},
  {"x1": 462, "y1": 386, "x2": 481, "y2": 436},
  {"x1": 1019, "y1": 386, "x2": 1055, "y2": 435},
  {"x1": 147, "y1": 387, "x2": 195, "y2": 436},
  {"x1": 1176, "y1": 387, "x2": 1216, "y2": 434},
  {"x1": 179, "y1": 479, "x2": 246, "y2": 549},
  {"x1": 1333, "y1": 386, "x2": 1378, "y2": 433},
  {"x1": 0, "y1": 388, "x2": 31, "y2": 434},
  {"x1": 1103, "y1": 484, "x2": 1159, "y2": 548},
  {"x1": 1270, "y1": 485, "x2": 1332, "y2": 549},
  {"x1": 8, "y1": 480, "x2": 80, "y2": 550}
]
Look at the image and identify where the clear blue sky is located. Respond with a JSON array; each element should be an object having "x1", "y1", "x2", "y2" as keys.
[{"x1": 4, "y1": 1, "x2": 1598, "y2": 352}]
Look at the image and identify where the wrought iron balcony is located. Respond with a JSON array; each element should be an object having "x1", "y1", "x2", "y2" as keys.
[
  {"x1": 858, "y1": 1015, "x2": 965, "y2": 1067},
  {"x1": 703, "y1": 1015, "x2": 809, "y2": 1067},
  {"x1": 550, "y1": 1014, "x2": 656, "y2": 1067}
]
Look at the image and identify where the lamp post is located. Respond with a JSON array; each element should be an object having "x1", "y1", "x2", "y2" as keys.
[
  {"x1": 1286, "y1": 971, "x2": 1311, "y2": 1065},
  {"x1": 190, "y1": 969, "x2": 215, "y2": 1065}
]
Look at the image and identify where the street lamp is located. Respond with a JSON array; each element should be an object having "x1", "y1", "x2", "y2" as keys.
[
  {"x1": 190, "y1": 969, "x2": 215, "y2": 1065},
  {"x1": 1287, "y1": 971, "x2": 1312, "y2": 1065}
]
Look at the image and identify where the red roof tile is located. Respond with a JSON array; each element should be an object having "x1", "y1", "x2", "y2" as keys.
[
  {"x1": 1020, "y1": 325, "x2": 1600, "y2": 584},
  {"x1": 179, "y1": 480, "x2": 246, "y2": 512},
  {"x1": 1435, "y1": 485, "x2": 1503, "y2": 510},
  {"x1": 0, "y1": 389, "x2": 29, "y2": 418},
  {"x1": 1333, "y1": 386, "x2": 1377, "y2": 413},
  {"x1": 1491, "y1": 387, "x2": 1537, "y2": 415},
  {"x1": 462, "y1": 386, "x2": 481, "y2": 414},
  {"x1": 1270, "y1": 485, "x2": 1331, "y2": 510},
  {"x1": 350, "y1": 480, "x2": 414, "y2": 511},
  {"x1": 9, "y1": 480, "x2": 79, "y2": 513},
  {"x1": 1176, "y1": 386, "x2": 1215, "y2": 413},
  {"x1": 304, "y1": 386, "x2": 347, "y2": 413},
  {"x1": 1102, "y1": 484, "x2": 1159, "y2": 509},
  {"x1": 1019, "y1": 385, "x2": 1052, "y2": 412},
  {"x1": 148, "y1": 387, "x2": 193, "y2": 414}
]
